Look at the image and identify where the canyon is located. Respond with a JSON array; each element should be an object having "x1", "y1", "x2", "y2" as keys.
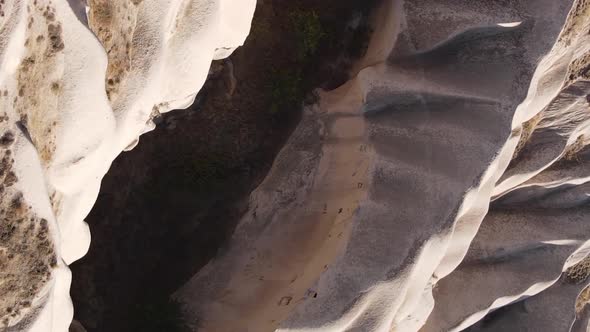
[{"x1": 0, "y1": 0, "x2": 589, "y2": 331}]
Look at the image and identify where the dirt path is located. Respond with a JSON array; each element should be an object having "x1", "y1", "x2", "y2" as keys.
[{"x1": 187, "y1": 78, "x2": 372, "y2": 331}]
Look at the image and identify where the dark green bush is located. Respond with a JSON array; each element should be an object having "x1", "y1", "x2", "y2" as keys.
[
  {"x1": 268, "y1": 9, "x2": 326, "y2": 114},
  {"x1": 289, "y1": 10, "x2": 325, "y2": 61},
  {"x1": 269, "y1": 68, "x2": 303, "y2": 114},
  {"x1": 129, "y1": 296, "x2": 189, "y2": 332}
]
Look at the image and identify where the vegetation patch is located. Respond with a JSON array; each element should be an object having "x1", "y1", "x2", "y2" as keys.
[
  {"x1": 290, "y1": 10, "x2": 326, "y2": 61},
  {"x1": 266, "y1": 8, "x2": 326, "y2": 114},
  {"x1": 269, "y1": 68, "x2": 304, "y2": 114},
  {"x1": 128, "y1": 295, "x2": 188, "y2": 332}
]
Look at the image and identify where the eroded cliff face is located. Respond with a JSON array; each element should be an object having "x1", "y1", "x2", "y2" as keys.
[
  {"x1": 69, "y1": 1, "x2": 379, "y2": 331},
  {"x1": 175, "y1": 0, "x2": 590, "y2": 331},
  {"x1": 0, "y1": 0, "x2": 255, "y2": 330},
  {"x1": 1, "y1": 0, "x2": 590, "y2": 331}
]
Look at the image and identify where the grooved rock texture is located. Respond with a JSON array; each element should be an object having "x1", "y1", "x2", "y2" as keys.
[
  {"x1": 175, "y1": 0, "x2": 590, "y2": 331},
  {"x1": 1, "y1": 0, "x2": 590, "y2": 331}
]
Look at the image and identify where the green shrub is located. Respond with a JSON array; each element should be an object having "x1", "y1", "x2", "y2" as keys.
[
  {"x1": 249, "y1": 16, "x2": 271, "y2": 41},
  {"x1": 289, "y1": 10, "x2": 325, "y2": 61},
  {"x1": 267, "y1": 9, "x2": 327, "y2": 114},
  {"x1": 269, "y1": 68, "x2": 303, "y2": 114},
  {"x1": 129, "y1": 296, "x2": 188, "y2": 332},
  {"x1": 183, "y1": 154, "x2": 227, "y2": 187}
]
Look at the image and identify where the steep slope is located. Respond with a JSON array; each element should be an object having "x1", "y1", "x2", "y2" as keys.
[
  {"x1": 175, "y1": 0, "x2": 590, "y2": 331},
  {"x1": 0, "y1": 0, "x2": 255, "y2": 330},
  {"x1": 69, "y1": 1, "x2": 378, "y2": 331},
  {"x1": 2, "y1": 0, "x2": 589, "y2": 331}
]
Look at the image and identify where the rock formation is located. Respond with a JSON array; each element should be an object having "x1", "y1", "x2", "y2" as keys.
[
  {"x1": 0, "y1": 0, "x2": 254, "y2": 330},
  {"x1": 1, "y1": 0, "x2": 589, "y2": 331},
  {"x1": 176, "y1": 0, "x2": 590, "y2": 331}
]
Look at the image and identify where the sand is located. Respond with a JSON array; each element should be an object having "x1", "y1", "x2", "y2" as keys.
[
  {"x1": 172, "y1": 1, "x2": 403, "y2": 329},
  {"x1": 174, "y1": 75, "x2": 372, "y2": 332}
]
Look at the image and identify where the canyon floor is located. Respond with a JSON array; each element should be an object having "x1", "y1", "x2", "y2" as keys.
[{"x1": 69, "y1": 1, "x2": 376, "y2": 331}]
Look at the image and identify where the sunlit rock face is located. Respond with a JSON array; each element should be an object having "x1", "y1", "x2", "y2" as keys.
[
  {"x1": 175, "y1": 0, "x2": 590, "y2": 331},
  {"x1": 0, "y1": 0, "x2": 254, "y2": 330}
]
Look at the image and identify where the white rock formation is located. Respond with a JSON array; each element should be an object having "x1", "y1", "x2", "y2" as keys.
[{"x1": 0, "y1": 0, "x2": 255, "y2": 330}]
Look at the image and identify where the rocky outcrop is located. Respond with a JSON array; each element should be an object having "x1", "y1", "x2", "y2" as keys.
[
  {"x1": 0, "y1": 0, "x2": 254, "y2": 330},
  {"x1": 176, "y1": 0, "x2": 590, "y2": 331},
  {"x1": 2, "y1": 0, "x2": 589, "y2": 331}
]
